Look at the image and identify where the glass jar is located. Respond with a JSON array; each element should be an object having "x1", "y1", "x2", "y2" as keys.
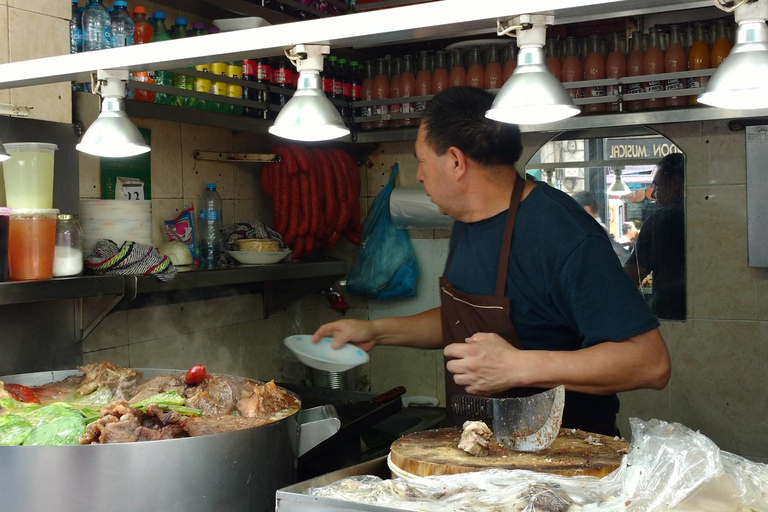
[{"x1": 53, "y1": 214, "x2": 83, "y2": 277}]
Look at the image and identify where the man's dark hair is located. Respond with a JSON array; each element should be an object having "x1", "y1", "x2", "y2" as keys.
[
  {"x1": 657, "y1": 152, "x2": 685, "y2": 180},
  {"x1": 622, "y1": 221, "x2": 635, "y2": 236},
  {"x1": 421, "y1": 87, "x2": 523, "y2": 167},
  {"x1": 571, "y1": 190, "x2": 599, "y2": 212}
]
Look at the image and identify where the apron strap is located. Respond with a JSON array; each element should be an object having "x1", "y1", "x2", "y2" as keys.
[{"x1": 495, "y1": 172, "x2": 525, "y2": 298}]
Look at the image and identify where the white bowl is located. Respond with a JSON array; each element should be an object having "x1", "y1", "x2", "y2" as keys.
[
  {"x1": 212, "y1": 17, "x2": 271, "y2": 32},
  {"x1": 284, "y1": 335, "x2": 370, "y2": 372},
  {"x1": 226, "y1": 249, "x2": 290, "y2": 265}
]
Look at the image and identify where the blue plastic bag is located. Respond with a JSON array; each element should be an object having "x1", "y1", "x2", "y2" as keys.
[{"x1": 347, "y1": 164, "x2": 419, "y2": 300}]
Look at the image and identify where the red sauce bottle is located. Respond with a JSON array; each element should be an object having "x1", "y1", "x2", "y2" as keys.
[
  {"x1": 665, "y1": 24, "x2": 687, "y2": 108},
  {"x1": 643, "y1": 27, "x2": 665, "y2": 110},
  {"x1": 561, "y1": 36, "x2": 583, "y2": 100},
  {"x1": 413, "y1": 50, "x2": 432, "y2": 124},
  {"x1": 502, "y1": 42, "x2": 517, "y2": 83},
  {"x1": 583, "y1": 34, "x2": 606, "y2": 114},
  {"x1": 389, "y1": 58, "x2": 402, "y2": 129},
  {"x1": 400, "y1": 55, "x2": 416, "y2": 127},
  {"x1": 448, "y1": 49, "x2": 466, "y2": 88},
  {"x1": 484, "y1": 44, "x2": 502, "y2": 89},
  {"x1": 626, "y1": 31, "x2": 645, "y2": 111},
  {"x1": 605, "y1": 33, "x2": 626, "y2": 112},
  {"x1": 545, "y1": 38, "x2": 561, "y2": 81},
  {"x1": 466, "y1": 47, "x2": 484, "y2": 88},
  {"x1": 372, "y1": 58, "x2": 390, "y2": 129},
  {"x1": 361, "y1": 60, "x2": 374, "y2": 130},
  {"x1": 431, "y1": 50, "x2": 449, "y2": 94}
]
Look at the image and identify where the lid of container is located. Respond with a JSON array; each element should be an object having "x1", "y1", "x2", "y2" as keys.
[
  {"x1": 57, "y1": 214, "x2": 79, "y2": 220},
  {"x1": 175, "y1": 17, "x2": 187, "y2": 25},
  {"x1": 10, "y1": 208, "x2": 60, "y2": 218},
  {"x1": 3, "y1": 142, "x2": 58, "y2": 153},
  {"x1": 205, "y1": 183, "x2": 217, "y2": 190},
  {"x1": 133, "y1": 6, "x2": 146, "y2": 14},
  {"x1": 114, "y1": 1, "x2": 127, "y2": 7},
  {"x1": 0, "y1": 207, "x2": 10, "y2": 216},
  {"x1": 208, "y1": 27, "x2": 220, "y2": 34},
  {"x1": 153, "y1": 11, "x2": 166, "y2": 19}
]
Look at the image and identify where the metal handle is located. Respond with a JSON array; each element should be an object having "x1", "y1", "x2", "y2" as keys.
[{"x1": 297, "y1": 404, "x2": 340, "y2": 457}]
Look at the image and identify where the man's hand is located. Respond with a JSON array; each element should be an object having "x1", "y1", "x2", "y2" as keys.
[
  {"x1": 444, "y1": 332, "x2": 528, "y2": 395},
  {"x1": 312, "y1": 320, "x2": 377, "y2": 351}
]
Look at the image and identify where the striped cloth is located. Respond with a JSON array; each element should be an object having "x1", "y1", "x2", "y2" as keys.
[{"x1": 84, "y1": 240, "x2": 177, "y2": 282}]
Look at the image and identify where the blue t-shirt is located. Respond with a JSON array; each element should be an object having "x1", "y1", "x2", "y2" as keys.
[{"x1": 445, "y1": 182, "x2": 660, "y2": 430}]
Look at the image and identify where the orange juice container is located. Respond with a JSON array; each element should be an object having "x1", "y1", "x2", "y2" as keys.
[
  {"x1": 9, "y1": 208, "x2": 58, "y2": 281},
  {"x1": 711, "y1": 18, "x2": 732, "y2": 68}
]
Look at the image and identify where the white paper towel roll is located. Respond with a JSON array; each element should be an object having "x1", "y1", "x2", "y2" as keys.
[{"x1": 390, "y1": 187, "x2": 454, "y2": 229}]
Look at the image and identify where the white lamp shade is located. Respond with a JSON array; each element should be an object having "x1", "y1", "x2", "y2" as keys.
[
  {"x1": 76, "y1": 97, "x2": 150, "y2": 158},
  {"x1": 0, "y1": 143, "x2": 9, "y2": 162},
  {"x1": 698, "y1": 21, "x2": 768, "y2": 109},
  {"x1": 268, "y1": 71, "x2": 350, "y2": 142},
  {"x1": 486, "y1": 46, "x2": 579, "y2": 125}
]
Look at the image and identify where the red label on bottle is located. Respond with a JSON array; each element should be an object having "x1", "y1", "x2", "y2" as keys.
[
  {"x1": 256, "y1": 63, "x2": 271, "y2": 82},
  {"x1": 323, "y1": 77, "x2": 332, "y2": 93},
  {"x1": 342, "y1": 83, "x2": 351, "y2": 97},
  {"x1": 352, "y1": 84, "x2": 361, "y2": 100},
  {"x1": 242, "y1": 60, "x2": 257, "y2": 76},
  {"x1": 332, "y1": 80, "x2": 343, "y2": 96}
]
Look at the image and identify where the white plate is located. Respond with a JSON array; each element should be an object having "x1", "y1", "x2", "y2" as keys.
[
  {"x1": 284, "y1": 334, "x2": 370, "y2": 372},
  {"x1": 212, "y1": 17, "x2": 271, "y2": 32},
  {"x1": 226, "y1": 249, "x2": 290, "y2": 265},
  {"x1": 445, "y1": 39, "x2": 508, "y2": 52}
]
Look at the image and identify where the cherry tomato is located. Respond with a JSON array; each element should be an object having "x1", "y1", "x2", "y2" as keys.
[
  {"x1": 5, "y1": 383, "x2": 40, "y2": 404},
  {"x1": 185, "y1": 365, "x2": 209, "y2": 385}
]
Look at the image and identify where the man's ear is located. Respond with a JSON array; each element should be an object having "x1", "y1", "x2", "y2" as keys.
[{"x1": 446, "y1": 146, "x2": 467, "y2": 180}]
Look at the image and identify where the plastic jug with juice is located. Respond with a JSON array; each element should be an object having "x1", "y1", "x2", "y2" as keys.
[
  {"x1": 8, "y1": 208, "x2": 59, "y2": 281},
  {"x1": 2, "y1": 143, "x2": 58, "y2": 209}
]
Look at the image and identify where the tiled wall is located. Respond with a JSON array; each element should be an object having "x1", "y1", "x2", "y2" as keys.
[{"x1": 0, "y1": 1, "x2": 71, "y2": 123}]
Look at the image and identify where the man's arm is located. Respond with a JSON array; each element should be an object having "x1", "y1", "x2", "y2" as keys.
[
  {"x1": 312, "y1": 307, "x2": 443, "y2": 350},
  {"x1": 444, "y1": 327, "x2": 670, "y2": 396}
]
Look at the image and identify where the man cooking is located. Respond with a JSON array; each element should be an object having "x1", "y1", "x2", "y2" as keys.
[{"x1": 312, "y1": 87, "x2": 671, "y2": 436}]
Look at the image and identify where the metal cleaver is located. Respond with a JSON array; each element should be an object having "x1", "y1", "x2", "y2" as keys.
[{"x1": 450, "y1": 385, "x2": 565, "y2": 452}]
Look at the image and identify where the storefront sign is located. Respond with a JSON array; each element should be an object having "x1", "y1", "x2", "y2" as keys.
[{"x1": 606, "y1": 138, "x2": 681, "y2": 159}]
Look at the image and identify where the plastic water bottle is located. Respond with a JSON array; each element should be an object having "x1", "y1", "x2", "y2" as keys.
[
  {"x1": 82, "y1": 0, "x2": 112, "y2": 52},
  {"x1": 199, "y1": 184, "x2": 223, "y2": 269},
  {"x1": 171, "y1": 18, "x2": 195, "y2": 108},
  {"x1": 110, "y1": 1, "x2": 133, "y2": 47},
  {"x1": 70, "y1": 0, "x2": 82, "y2": 54},
  {"x1": 150, "y1": 12, "x2": 176, "y2": 106}
]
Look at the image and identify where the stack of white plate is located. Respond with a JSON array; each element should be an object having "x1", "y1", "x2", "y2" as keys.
[{"x1": 80, "y1": 199, "x2": 153, "y2": 253}]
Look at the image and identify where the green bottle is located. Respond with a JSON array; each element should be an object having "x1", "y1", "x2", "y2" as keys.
[
  {"x1": 150, "y1": 12, "x2": 175, "y2": 106},
  {"x1": 171, "y1": 18, "x2": 195, "y2": 108}
]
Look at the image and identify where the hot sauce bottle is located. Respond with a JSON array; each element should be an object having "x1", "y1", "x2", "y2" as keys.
[
  {"x1": 583, "y1": 34, "x2": 606, "y2": 114},
  {"x1": 431, "y1": 50, "x2": 449, "y2": 94},
  {"x1": 665, "y1": 24, "x2": 687, "y2": 108},
  {"x1": 642, "y1": 27, "x2": 665, "y2": 110},
  {"x1": 466, "y1": 47, "x2": 484, "y2": 88},
  {"x1": 400, "y1": 55, "x2": 417, "y2": 127},
  {"x1": 484, "y1": 44, "x2": 502, "y2": 89},
  {"x1": 561, "y1": 36, "x2": 583, "y2": 101},
  {"x1": 414, "y1": 50, "x2": 432, "y2": 123},
  {"x1": 361, "y1": 60, "x2": 374, "y2": 130},
  {"x1": 389, "y1": 57, "x2": 402, "y2": 129},
  {"x1": 545, "y1": 38, "x2": 561, "y2": 81},
  {"x1": 502, "y1": 42, "x2": 518, "y2": 83},
  {"x1": 626, "y1": 31, "x2": 645, "y2": 111},
  {"x1": 372, "y1": 58, "x2": 390, "y2": 129},
  {"x1": 448, "y1": 49, "x2": 466, "y2": 88},
  {"x1": 605, "y1": 33, "x2": 626, "y2": 112},
  {"x1": 687, "y1": 22, "x2": 710, "y2": 105}
]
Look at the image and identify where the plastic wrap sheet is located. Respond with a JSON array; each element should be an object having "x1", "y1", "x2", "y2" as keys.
[
  {"x1": 305, "y1": 418, "x2": 768, "y2": 511},
  {"x1": 389, "y1": 187, "x2": 454, "y2": 230}
]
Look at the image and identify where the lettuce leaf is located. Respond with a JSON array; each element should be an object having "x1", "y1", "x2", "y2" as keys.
[
  {"x1": 132, "y1": 390, "x2": 186, "y2": 408},
  {"x1": 0, "y1": 397, "x2": 40, "y2": 414},
  {"x1": 70, "y1": 387, "x2": 113, "y2": 407},
  {"x1": 25, "y1": 404, "x2": 83, "y2": 428},
  {"x1": 0, "y1": 415, "x2": 32, "y2": 445},
  {"x1": 22, "y1": 415, "x2": 85, "y2": 446}
]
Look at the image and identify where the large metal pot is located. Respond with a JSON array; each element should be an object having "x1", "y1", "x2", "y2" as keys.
[{"x1": 0, "y1": 369, "x2": 340, "y2": 512}]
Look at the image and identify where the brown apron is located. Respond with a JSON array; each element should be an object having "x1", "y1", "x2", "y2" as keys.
[{"x1": 440, "y1": 172, "x2": 526, "y2": 426}]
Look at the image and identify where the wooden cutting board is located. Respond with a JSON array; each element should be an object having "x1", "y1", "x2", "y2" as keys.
[{"x1": 390, "y1": 427, "x2": 629, "y2": 478}]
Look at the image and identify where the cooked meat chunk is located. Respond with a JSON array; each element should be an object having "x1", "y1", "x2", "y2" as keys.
[
  {"x1": 458, "y1": 420, "x2": 493, "y2": 456},
  {"x1": 79, "y1": 401, "x2": 188, "y2": 444},
  {"x1": 185, "y1": 376, "x2": 243, "y2": 416},
  {"x1": 236, "y1": 380, "x2": 293, "y2": 419},
  {"x1": 127, "y1": 374, "x2": 187, "y2": 405},
  {"x1": 77, "y1": 362, "x2": 140, "y2": 400}
]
